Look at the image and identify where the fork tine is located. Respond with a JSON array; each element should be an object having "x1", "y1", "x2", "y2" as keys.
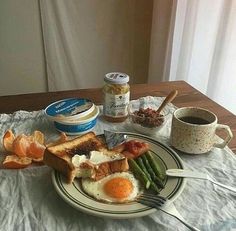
[
  {"x1": 140, "y1": 193, "x2": 166, "y2": 204},
  {"x1": 140, "y1": 193, "x2": 166, "y2": 200},
  {"x1": 137, "y1": 198, "x2": 163, "y2": 208},
  {"x1": 136, "y1": 193, "x2": 167, "y2": 208}
]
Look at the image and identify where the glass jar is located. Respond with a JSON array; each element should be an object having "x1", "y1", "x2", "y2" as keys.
[{"x1": 103, "y1": 72, "x2": 130, "y2": 122}]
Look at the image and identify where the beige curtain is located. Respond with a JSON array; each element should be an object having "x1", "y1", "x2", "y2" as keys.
[
  {"x1": 171, "y1": 0, "x2": 236, "y2": 114},
  {"x1": 39, "y1": 0, "x2": 153, "y2": 91},
  {"x1": 41, "y1": 0, "x2": 236, "y2": 114},
  {"x1": 149, "y1": 0, "x2": 236, "y2": 114}
]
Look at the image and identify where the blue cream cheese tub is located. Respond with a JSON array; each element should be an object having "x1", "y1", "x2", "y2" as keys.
[{"x1": 45, "y1": 98, "x2": 99, "y2": 135}]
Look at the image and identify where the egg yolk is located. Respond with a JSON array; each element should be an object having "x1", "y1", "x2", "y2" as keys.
[{"x1": 104, "y1": 177, "x2": 133, "y2": 199}]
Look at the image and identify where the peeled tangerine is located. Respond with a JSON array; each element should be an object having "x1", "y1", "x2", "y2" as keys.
[
  {"x1": 2, "y1": 155, "x2": 32, "y2": 169},
  {"x1": 2, "y1": 130, "x2": 46, "y2": 169},
  {"x1": 11, "y1": 132, "x2": 45, "y2": 159},
  {"x1": 2, "y1": 130, "x2": 66, "y2": 169}
]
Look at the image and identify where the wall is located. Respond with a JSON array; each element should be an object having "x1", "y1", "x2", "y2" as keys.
[
  {"x1": 41, "y1": 0, "x2": 153, "y2": 91},
  {"x1": 0, "y1": 0, "x2": 47, "y2": 96},
  {"x1": 0, "y1": 0, "x2": 154, "y2": 95}
]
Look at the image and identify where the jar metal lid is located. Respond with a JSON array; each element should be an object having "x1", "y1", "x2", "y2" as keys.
[
  {"x1": 45, "y1": 98, "x2": 95, "y2": 122},
  {"x1": 104, "y1": 72, "x2": 129, "y2": 84}
]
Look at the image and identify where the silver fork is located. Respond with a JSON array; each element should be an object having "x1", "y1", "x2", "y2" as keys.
[{"x1": 136, "y1": 194, "x2": 201, "y2": 231}]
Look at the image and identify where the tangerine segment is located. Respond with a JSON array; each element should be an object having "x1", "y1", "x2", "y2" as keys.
[
  {"x1": 27, "y1": 142, "x2": 45, "y2": 159},
  {"x1": 2, "y1": 155, "x2": 32, "y2": 169},
  {"x1": 12, "y1": 134, "x2": 31, "y2": 157},
  {"x1": 32, "y1": 130, "x2": 45, "y2": 145},
  {"x1": 2, "y1": 130, "x2": 15, "y2": 152}
]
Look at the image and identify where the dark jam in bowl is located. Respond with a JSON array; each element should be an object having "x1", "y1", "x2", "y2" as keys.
[{"x1": 132, "y1": 108, "x2": 164, "y2": 128}]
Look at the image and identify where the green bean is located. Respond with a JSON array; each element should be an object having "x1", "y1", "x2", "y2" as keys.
[
  {"x1": 128, "y1": 159, "x2": 150, "y2": 189},
  {"x1": 141, "y1": 154, "x2": 164, "y2": 189},
  {"x1": 146, "y1": 151, "x2": 165, "y2": 181},
  {"x1": 136, "y1": 157, "x2": 160, "y2": 193}
]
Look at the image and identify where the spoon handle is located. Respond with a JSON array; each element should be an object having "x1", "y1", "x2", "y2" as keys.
[
  {"x1": 166, "y1": 169, "x2": 207, "y2": 179},
  {"x1": 156, "y1": 90, "x2": 178, "y2": 114},
  {"x1": 210, "y1": 179, "x2": 236, "y2": 193}
]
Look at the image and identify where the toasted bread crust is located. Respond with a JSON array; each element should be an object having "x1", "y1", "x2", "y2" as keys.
[
  {"x1": 43, "y1": 132, "x2": 104, "y2": 183},
  {"x1": 95, "y1": 158, "x2": 129, "y2": 180},
  {"x1": 43, "y1": 132, "x2": 129, "y2": 183},
  {"x1": 80, "y1": 158, "x2": 129, "y2": 181},
  {"x1": 47, "y1": 132, "x2": 103, "y2": 156},
  {"x1": 44, "y1": 150, "x2": 76, "y2": 183}
]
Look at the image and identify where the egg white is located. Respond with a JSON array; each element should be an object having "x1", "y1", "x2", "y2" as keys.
[{"x1": 81, "y1": 172, "x2": 142, "y2": 203}]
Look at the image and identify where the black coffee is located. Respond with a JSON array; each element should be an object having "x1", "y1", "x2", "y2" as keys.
[{"x1": 179, "y1": 116, "x2": 210, "y2": 125}]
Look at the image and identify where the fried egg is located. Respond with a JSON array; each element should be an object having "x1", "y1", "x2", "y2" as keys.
[{"x1": 81, "y1": 172, "x2": 141, "y2": 203}]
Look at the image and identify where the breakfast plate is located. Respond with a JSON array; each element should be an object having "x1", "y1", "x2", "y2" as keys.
[{"x1": 52, "y1": 132, "x2": 186, "y2": 219}]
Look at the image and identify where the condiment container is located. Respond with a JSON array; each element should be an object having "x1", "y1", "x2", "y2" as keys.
[
  {"x1": 103, "y1": 72, "x2": 130, "y2": 122},
  {"x1": 45, "y1": 98, "x2": 99, "y2": 135}
]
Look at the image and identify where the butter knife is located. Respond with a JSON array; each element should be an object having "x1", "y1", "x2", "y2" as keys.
[{"x1": 166, "y1": 169, "x2": 236, "y2": 193}]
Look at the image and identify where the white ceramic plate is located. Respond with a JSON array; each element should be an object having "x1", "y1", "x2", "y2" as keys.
[{"x1": 52, "y1": 132, "x2": 186, "y2": 219}]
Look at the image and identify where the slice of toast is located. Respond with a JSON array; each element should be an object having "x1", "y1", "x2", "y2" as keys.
[
  {"x1": 44, "y1": 150, "x2": 76, "y2": 183},
  {"x1": 79, "y1": 158, "x2": 129, "y2": 181},
  {"x1": 44, "y1": 132, "x2": 105, "y2": 183},
  {"x1": 43, "y1": 132, "x2": 129, "y2": 183},
  {"x1": 46, "y1": 131, "x2": 104, "y2": 156}
]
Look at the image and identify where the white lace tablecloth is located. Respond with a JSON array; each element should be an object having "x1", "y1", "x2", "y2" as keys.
[{"x1": 0, "y1": 97, "x2": 235, "y2": 231}]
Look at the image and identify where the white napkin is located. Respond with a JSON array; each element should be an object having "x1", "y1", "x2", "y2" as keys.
[{"x1": 0, "y1": 97, "x2": 235, "y2": 231}]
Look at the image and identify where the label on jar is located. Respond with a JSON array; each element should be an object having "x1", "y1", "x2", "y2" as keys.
[{"x1": 103, "y1": 92, "x2": 130, "y2": 117}]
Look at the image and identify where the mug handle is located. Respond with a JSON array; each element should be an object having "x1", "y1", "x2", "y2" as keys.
[{"x1": 213, "y1": 124, "x2": 233, "y2": 149}]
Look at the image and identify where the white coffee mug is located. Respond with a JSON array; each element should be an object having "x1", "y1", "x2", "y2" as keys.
[{"x1": 170, "y1": 107, "x2": 233, "y2": 154}]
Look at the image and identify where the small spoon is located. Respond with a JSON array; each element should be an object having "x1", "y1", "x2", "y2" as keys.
[{"x1": 156, "y1": 90, "x2": 178, "y2": 114}]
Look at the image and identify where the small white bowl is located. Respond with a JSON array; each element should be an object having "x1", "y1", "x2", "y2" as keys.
[{"x1": 128, "y1": 98, "x2": 170, "y2": 135}]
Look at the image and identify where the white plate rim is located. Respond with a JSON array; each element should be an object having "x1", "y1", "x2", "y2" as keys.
[{"x1": 52, "y1": 132, "x2": 186, "y2": 219}]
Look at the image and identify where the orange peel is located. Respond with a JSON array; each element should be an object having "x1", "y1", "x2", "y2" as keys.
[
  {"x1": 2, "y1": 155, "x2": 32, "y2": 169},
  {"x1": 2, "y1": 130, "x2": 69, "y2": 169}
]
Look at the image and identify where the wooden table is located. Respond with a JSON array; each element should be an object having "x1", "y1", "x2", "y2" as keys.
[{"x1": 1, "y1": 80, "x2": 236, "y2": 152}]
